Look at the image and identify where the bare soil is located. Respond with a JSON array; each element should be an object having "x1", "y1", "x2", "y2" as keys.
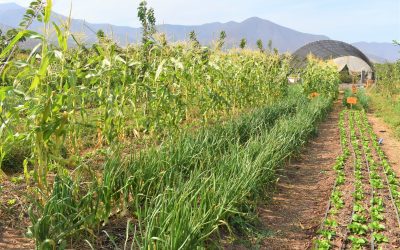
[
  {"x1": 0, "y1": 179, "x2": 33, "y2": 249},
  {"x1": 367, "y1": 114, "x2": 400, "y2": 177},
  {"x1": 367, "y1": 130, "x2": 400, "y2": 249},
  {"x1": 258, "y1": 100, "x2": 342, "y2": 249},
  {"x1": 328, "y1": 112, "x2": 355, "y2": 248}
]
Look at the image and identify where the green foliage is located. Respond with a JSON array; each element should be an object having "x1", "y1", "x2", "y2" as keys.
[
  {"x1": 375, "y1": 62, "x2": 400, "y2": 97},
  {"x1": 301, "y1": 56, "x2": 340, "y2": 99},
  {"x1": 240, "y1": 38, "x2": 247, "y2": 49},
  {"x1": 317, "y1": 109, "x2": 400, "y2": 249},
  {"x1": 331, "y1": 190, "x2": 344, "y2": 209},
  {"x1": 5, "y1": 29, "x2": 27, "y2": 43},
  {"x1": 0, "y1": 0, "x2": 44, "y2": 76},
  {"x1": 256, "y1": 39, "x2": 264, "y2": 53},
  {"x1": 369, "y1": 92, "x2": 400, "y2": 138},
  {"x1": 0, "y1": 0, "x2": 295, "y2": 180},
  {"x1": 0, "y1": 29, "x2": 6, "y2": 53},
  {"x1": 189, "y1": 30, "x2": 200, "y2": 48},
  {"x1": 348, "y1": 236, "x2": 367, "y2": 248},
  {"x1": 372, "y1": 232, "x2": 389, "y2": 244},
  {"x1": 1, "y1": 140, "x2": 30, "y2": 174},
  {"x1": 216, "y1": 30, "x2": 227, "y2": 50},
  {"x1": 371, "y1": 57, "x2": 399, "y2": 140},
  {"x1": 1, "y1": 41, "x2": 294, "y2": 174},
  {"x1": 342, "y1": 88, "x2": 369, "y2": 110},
  {"x1": 356, "y1": 88, "x2": 370, "y2": 109},
  {"x1": 342, "y1": 89, "x2": 352, "y2": 106},
  {"x1": 138, "y1": 0, "x2": 156, "y2": 45},
  {"x1": 319, "y1": 229, "x2": 336, "y2": 241},
  {"x1": 26, "y1": 90, "x2": 333, "y2": 248},
  {"x1": 339, "y1": 69, "x2": 352, "y2": 83},
  {"x1": 96, "y1": 29, "x2": 105, "y2": 40},
  {"x1": 19, "y1": 0, "x2": 45, "y2": 27},
  {"x1": 315, "y1": 238, "x2": 331, "y2": 250},
  {"x1": 0, "y1": 1, "x2": 341, "y2": 248},
  {"x1": 267, "y1": 39, "x2": 272, "y2": 52},
  {"x1": 375, "y1": 40, "x2": 400, "y2": 97}
]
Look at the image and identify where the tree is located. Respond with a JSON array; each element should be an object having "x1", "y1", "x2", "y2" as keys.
[
  {"x1": 268, "y1": 39, "x2": 272, "y2": 52},
  {"x1": 0, "y1": 28, "x2": 26, "y2": 54},
  {"x1": 189, "y1": 30, "x2": 200, "y2": 48},
  {"x1": 6, "y1": 28, "x2": 26, "y2": 43},
  {"x1": 94, "y1": 29, "x2": 118, "y2": 48},
  {"x1": 239, "y1": 38, "x2": 247, "y2": 49},
  {"x1": 137, "y1": 0, "x2": 156, "y2": 45},
  {"x1": 137, "y1": 0, "x2": 157, "y2": 115},
  {"x1": 256, "y1": 39, "x2": 264, "y2": 53},
  {"x1": 0, "y1": 29, "x2": 5, "y2": 51},
  {"x1": 96, "y1": 29, "x2": 105, "y2": 40},
  {"x1": 216, "y1": 30, "x2": 226, "y2": 50}
]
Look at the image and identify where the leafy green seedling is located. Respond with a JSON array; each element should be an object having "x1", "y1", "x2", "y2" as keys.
[
  {"x1": 324, "y1": 219, "x2": 338, "y2": 228},
  {"x1": 319, "y1": 229, "x2": 336, "y2": 240},
  {"x1": 348, "y1": 236, "x2": 367, "y2": 248},
  {"x1": 7, "y1": 198, "x2": 16, "y2": 206},
  {"x1": 372, "y1": 233, "x2": 389, "y2": 244},
  {"x1": 315, "y1": 239, "x2": 331, "y2": 250},
  {"x1": 348, "y1": 222, "x2": 368, "y2": 235},
  {"x1": 369, "y1": 221, "x2": 385, "y2": 232}
]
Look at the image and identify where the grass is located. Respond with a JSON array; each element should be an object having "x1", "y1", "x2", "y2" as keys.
[{"x1": 368, "y1": 91, "x2": 400, "y2": 139}]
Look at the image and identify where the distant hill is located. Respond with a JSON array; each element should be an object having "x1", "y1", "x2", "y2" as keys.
[
  {"x1": 0, "y1": 3, "x2": 328, "y2": 52},
  {"x1": 156, "y1": 17, "x2": 329, "y2": 52},
  {"x1": 364, "y1": 53, "x2": 389, "y2": 64},
  {"x1": 0, "y1": 23, "x2": 12, "y2": 33},
  {"x1": 0, "y1": 3, "x2": 398, "y2": 62},
  {"x1": 352, "y1": 42, "x2": 399, "y2": 63}
]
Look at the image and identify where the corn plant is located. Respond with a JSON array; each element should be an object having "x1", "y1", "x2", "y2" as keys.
[
  {"x1": 301, "y1": 55, "x2": 340, "y2": 99},
  {"x1": 0, "y1": 0, "x2": 342, "y2": 249}
]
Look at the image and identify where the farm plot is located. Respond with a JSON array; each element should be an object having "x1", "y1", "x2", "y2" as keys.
[
  {"x1": 0, "y1": 1, "x2": 344, "y2": 247},
  {"x1": 316, "y1": 109, "x2": 400, "y2": 249}
]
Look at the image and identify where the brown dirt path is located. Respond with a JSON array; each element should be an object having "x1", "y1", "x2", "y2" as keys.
[
  {"x1": 259, "y1": 100, "x2": 342, "y2": 249},
  {"x1": 0, "y1": 179, "x2": 34, "y2": 249},
  {"x1": 0, "y1": 230, "x2": 33, "y2": 250},
  {"x1": 367, "y1": 114, "x2": 400, "y2": 177}
]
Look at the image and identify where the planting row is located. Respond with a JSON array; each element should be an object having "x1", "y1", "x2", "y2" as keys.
[
  {"x1": 26, "y1": 89, "x2": 333, "y2": 249},
  {"x1": 316, "y1": 110, "x2": 400, "y2": 249}
]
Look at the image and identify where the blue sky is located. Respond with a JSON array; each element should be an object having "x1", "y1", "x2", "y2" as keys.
[{"x1": 0, "y1": 0, "x2": 399, "y2": 43}]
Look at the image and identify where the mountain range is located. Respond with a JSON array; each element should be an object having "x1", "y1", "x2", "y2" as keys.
[{"x1": 0, "y1": 2, "x2": 398, "y2": 62}]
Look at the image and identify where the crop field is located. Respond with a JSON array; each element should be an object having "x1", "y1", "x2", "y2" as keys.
[
  {"x1": 0, "y1": 1, "x2": 400, "y2": 250},
  {"x1": 316, "y1": 110, "x2": 400, "y2": 249}
]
